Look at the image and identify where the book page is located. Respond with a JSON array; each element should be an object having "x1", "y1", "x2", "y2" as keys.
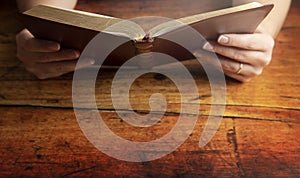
[
  {"x1": 149, "y1": 2, "x2": 263, "y2": 37},
  {"x1": 24, "y1": 5, "x2": 146, "y2": 40}
]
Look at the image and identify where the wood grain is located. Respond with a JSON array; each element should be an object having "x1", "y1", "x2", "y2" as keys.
[
  {"x1": 0, "y1": 0, "x2": 299, "y2": 177},
  {"x1": 0, "y1": 107, "x2": 298, "y2": 177}
]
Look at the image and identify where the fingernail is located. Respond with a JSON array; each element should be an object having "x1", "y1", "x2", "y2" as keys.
[
  {"x1": 68, "y1": 50, "x2": 80, "y2": 58},
  {"x1": 218, "y1": 35, "x2": 229, "y2": 44},
  {"x1": 87, "y1": 59, "x2": 95, "y2": 65},
  {"x1": 77, "y1": 59, "x2": 95, "y2": 68},
  {"x1": 73, "y1": 50, "x2": 80, "y2": 58},
  {"x1": 203, "y1": 42, "x2": 214, "y2": 51},
  {"x1": 48, "y1": 42, "x2": 60, "y2": 51}
]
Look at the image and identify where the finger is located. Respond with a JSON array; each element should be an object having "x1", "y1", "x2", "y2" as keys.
[
  {"x1": 16, "y1": 29, "x2": 60, "y2": 52},
  {"x1": 218, "y1": 57, "x2": 263, "y2": 77},
  {"x1": 203, "y1": 42, "x2": 271, "y2": 66},
  {"x1": 18, "y1": 48, "x2": 80, "y2": 63},
  {"x1": 193, "y1": 49, "x2": 223, "y2": 70},
  {"x1": 221, "y1": 62, "x2": 257, "y2": 83},
  {"x1": 48, "y1": 58, "x2": 95, "y2": 76},
  {"x1": 26, "y1": 59, "x2": 95, "y2": 79},
  {"x1": 224, "y1": 72, "x2": 252, "y2": 83},
  {"x1": 216, "y1": 34, "x2": 274, "y2": 51},
  {"x1": 193, "y1": 49, "x2": 263, "y2": 82}
]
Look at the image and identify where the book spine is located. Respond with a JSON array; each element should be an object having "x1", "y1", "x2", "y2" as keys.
[{"x1": 133, "y1": 38, "x2": 154, "y2": 68}]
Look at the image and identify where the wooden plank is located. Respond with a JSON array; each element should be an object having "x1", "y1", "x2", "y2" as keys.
[
  {"x1": 0, "y1": 107, "x2": 240, "y2": 177},
  {"x1": 0, "y1": 68, "x2": 299, "y2": 123},
  {"x1": 0, "y1": 107, "x2": 298, "y2": 177},
  {"x1": 235, "y1": 119, "x2": 300, "y2": 177}
]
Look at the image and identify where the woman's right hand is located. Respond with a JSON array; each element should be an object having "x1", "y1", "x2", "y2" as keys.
[{"x1": 16, "y1": 29, "x2": 95, "y2": 79}]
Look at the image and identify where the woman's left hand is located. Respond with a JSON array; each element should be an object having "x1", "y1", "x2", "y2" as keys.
[{"x1": 201, "y1": 28, "x2": 275, "y2": 82}]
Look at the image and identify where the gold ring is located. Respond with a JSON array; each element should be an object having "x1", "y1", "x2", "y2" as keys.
[{"x1": 236, "y1": 63, "x2": 244, "y2": 74}]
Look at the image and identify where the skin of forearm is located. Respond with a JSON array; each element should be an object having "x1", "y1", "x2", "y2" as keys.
[
  {"x1": 232, "y1": 0, "x2": 291, "y2": 37},
  {"x1": 16, "y1": 0, "x2": 78, "y2": 12}
]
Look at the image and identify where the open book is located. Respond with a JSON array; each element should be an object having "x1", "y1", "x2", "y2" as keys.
[{"x1": 18, "y1": 2, "x2": 273, "y2": 66}]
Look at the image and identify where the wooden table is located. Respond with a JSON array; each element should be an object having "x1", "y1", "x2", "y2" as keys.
[{"x1": 0, "y1": 0, "x2": 299, "y2": 177}]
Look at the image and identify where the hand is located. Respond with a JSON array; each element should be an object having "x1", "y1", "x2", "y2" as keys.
[
  {"x1": 16, "y1": 29, "x2": 95, "y2": 79},
  {"x1": 200, "y1": 28, "x2": 275, "y2": 82}
]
